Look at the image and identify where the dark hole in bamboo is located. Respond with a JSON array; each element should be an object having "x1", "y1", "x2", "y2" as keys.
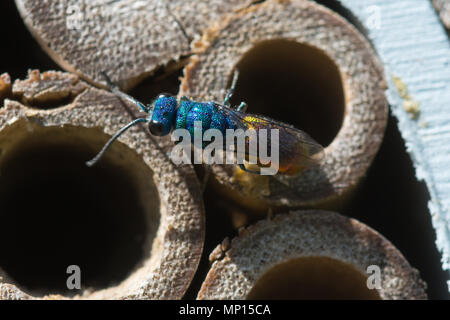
[
  {"x1": 0, "y1": 124, "x2": 159, "y2": 297},
  {"x1": 129, "y1": 65, "x2": 184, "y2": 104},
  {"x1": 229, "y1": 39, "x2": 345, "y2": 147},
  {"x1": 22, "y1": 94, "x2": 78, "y2": 110},
  {"x1": 246, "y1": 256, "x2": 381, "y2": 300},
  {"x1": 0, "y1": 1, "x2": 61, "y2": 81}
]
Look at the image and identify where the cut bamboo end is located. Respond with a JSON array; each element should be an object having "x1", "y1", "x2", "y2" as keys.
[
  {"x1": 14, "y1": 0, "x2": 254, "y2": 90},
  {"x1": 12, "y1": 70, "x2": 87, "y2": 109},
  {"x1": 0, "y1": 73, "x2": 12, "y2": 105},
  {"x1": 0, "y1": 71, "x2": 204, "y2": 300},
  {"x1": 198, "y1": 210, "x2": 427, "y2": 300},
  {"x1": 180, "y1": 0, "x2": 388, "y2": 210},
  {"x1": 433, "y1": 0, "x2": 450, "y2": 30}
]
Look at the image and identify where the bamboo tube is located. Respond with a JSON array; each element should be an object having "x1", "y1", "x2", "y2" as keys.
[
  {"x1": 433, "y1": 0, "x2": 450, "y2": 30},
  {"x1": 14, "y1": 0, "x2": 254, "y2": 90},
  {"x1": 0, "y1": 73, "x2": 11, "y2": 104},
  {"x1": 198, "y1": 210, "x2": 427, "y2": 300},
  {"x1": 180, "y1": 0, "x2": 388, "y2": 211},
  {"x1": 0, "y1": 70, "x2": 204, "y2": 300}
]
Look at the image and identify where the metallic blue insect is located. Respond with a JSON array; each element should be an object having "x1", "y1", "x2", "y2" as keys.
[{"x1": 86, "y1": 72, "x2": 324, "y2": 175}]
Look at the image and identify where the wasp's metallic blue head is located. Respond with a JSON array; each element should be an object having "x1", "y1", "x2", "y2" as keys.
[{"x1": 149, "y1": 94, "x2": 178, "y2": 136}]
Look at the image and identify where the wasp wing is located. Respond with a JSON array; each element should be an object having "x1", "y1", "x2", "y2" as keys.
[{"x1": 212, "y1": 103, "x2": 324, "y2": 173}]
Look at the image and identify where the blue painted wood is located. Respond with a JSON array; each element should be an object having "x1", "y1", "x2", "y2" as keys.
[{"x1": 341, "y1": 0, "x2": 450, "y2": 291}]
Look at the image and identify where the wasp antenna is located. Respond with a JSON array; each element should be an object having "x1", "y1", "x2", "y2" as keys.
[
  {"x1": 86, "y1": 118, "x2": 148, "y2": 167},
  {"x1": 99, "y1": 72, "x2": 150, "y2": 113}
]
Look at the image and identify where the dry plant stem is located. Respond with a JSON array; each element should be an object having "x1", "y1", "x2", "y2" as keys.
[
  {"x1": 0, "y1": 71, "x2": 204, "y2": 300},
  {"x1": 180, "y1": 0, "x2": 388, "y2": 211},
  {"x1": 14, "y1": 0, "x2": 255, "y2": 90},
  {"x1": 198, "y1": 210, "x2": 427, "y2": 300}
]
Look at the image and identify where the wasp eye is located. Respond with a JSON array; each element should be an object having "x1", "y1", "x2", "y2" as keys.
[{"x1": 148, "y1": 120, "x2": 165, "y2": 136}]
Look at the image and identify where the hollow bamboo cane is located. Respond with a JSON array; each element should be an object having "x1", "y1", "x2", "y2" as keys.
[
  {"x1": 180, "y1": 0, "x2": 388, "y2": 212},
  {"x1": 199, "y1": 210, "x2": 427, "y2": 300},
  {"x1": 0, "y1": 70, "x2": 204, "y2": 300}
]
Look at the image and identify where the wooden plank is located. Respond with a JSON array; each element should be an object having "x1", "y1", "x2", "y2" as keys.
[{"x1": 341, "y1": 0, "x2": 450, "y2": 291}]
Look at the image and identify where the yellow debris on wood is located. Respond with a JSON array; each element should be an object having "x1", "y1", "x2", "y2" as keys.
[{"x1": 392, "y1": 74, "x2": 421, "y2": 119}]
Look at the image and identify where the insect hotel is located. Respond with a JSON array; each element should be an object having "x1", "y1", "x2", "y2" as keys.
[{"x1": 0, "y1": 0, "x2": 449, "y2": 300}]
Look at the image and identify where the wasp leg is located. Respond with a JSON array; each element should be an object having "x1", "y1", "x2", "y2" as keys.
[
  {"x1": 223, "y1": 70, "x2": 240, "y2": 107},
  {"x1": 238, "y1": 163, "x2": 260, "y2": 175},
  {"x1": 100, "y1": 71, "x2": 150, "y2": 113},
  {"x1": 237, "y1": 102, "x2": 248, "y2": 112}
]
